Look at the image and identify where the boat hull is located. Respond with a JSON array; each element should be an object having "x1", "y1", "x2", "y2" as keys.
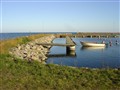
[
  {"x1": 80, "y1": 42, "x2": 106, "y2": 47},
  {"x1": 81, "y1": 46, "x2": 105, "y2": 50}
]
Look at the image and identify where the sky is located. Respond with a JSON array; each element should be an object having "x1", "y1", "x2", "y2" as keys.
[{"x1": 0, "y1": 0, "x2": 119, "y2": 32}]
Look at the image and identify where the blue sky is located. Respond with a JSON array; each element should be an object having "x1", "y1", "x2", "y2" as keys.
[{"x1": 0, "y1": 0, "x2": 119, "y2": 32}]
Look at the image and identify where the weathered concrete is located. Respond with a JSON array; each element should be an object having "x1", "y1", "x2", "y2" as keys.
[{"x1": 66, "y1": 36, "x2": 76, "y2": 51}]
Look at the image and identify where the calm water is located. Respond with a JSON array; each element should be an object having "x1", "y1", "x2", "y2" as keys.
[
  {"x1": 0, "y1": 33, "x2": 39, "y2": 40},
  {"x1": 0, "y1": 32, "x2": 76, "y2": 40},
  {"x1": 1, "y1": 33, "x2": 120, "y2": 68},
  {"x1": 47, "y1": 38, "x2": 120, "y2": 68}
]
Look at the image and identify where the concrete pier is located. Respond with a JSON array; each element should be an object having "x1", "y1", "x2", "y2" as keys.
[
  {"x1": 66, "y1": 36, "x2": 76, "y2": 51},
  {"x1": 37, "y1": 36, "x2": 76, "y2": 50}
]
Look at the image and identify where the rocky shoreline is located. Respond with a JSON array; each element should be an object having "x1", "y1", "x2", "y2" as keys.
[{"x1": 9, "y1": 35, "x2": 55, "y2": 62}]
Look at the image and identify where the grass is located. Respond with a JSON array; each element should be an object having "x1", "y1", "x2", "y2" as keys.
[
  {"x1": 0, "y1": 34, "x2": 50, "y2": 54},
  {"x1": 0, "y1": 54, "x2": 120, "y2": 90},
  {"x1": 0, "y1": 33, "x2": 120, "y2": 90}
]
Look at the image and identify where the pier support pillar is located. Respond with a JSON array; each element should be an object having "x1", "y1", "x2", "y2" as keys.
[
  {"x1": 66, "y1": 45, "x2": 75, "y2": 51},
  {"x1": 98, "y1": 35, "x2": 101, "y2": 39},
  {"x1": 66, "y1": 49, "x2": 76, "y2": 56},
  {"x1": 66, "y1": 45, "x2": 76, "y2": 55},
  {"x1": 82, "y1": 35, "x2": 85, "y2": 38}
]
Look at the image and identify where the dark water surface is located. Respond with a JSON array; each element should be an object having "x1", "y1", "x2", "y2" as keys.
[{"x1": 47, "y1": 38, "x2": 120, "y2": 68}]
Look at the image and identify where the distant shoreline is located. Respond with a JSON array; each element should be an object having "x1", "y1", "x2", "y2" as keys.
[{"x1": 0, "y1": 32, "x2": 119, "y2": 40}]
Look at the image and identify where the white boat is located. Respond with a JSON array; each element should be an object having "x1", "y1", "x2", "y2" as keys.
[
  {"x1": 81, "y1": 46, "x2": 105, "y2": 50},
  {"x1": 80, "y1": 41, "x2": 106, "y2": 47}
]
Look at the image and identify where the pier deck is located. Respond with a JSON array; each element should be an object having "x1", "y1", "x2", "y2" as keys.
[
  {"x1": 66, "y1": 36, "x2": 75, "y2": 45},
  {"x1": 36, "y1": 43, "x2": 74, "y2": 46},
  {"x1": 36, "y1": 36, "x2": 76, "y2": 46}
]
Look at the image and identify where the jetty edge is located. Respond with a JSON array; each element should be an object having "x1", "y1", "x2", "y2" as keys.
[{"x1": 9, "y1": 34, "x2": 55, "y2": 62}]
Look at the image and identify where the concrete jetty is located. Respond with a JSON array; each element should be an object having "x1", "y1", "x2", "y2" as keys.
[
  {"x1": 9, "y1": 35, "x2": 76, "y2": 62},
  {"x1": 37, "y1": 36, "x2": 76, "y2": 50},
  {"x1": 66, "y1": 36, "x2": 76, "y2": 51}
]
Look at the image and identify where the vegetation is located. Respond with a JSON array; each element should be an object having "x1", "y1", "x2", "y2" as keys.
[
  {"x1": 0, "y1": 54, "x2": 120, "y2": 90},
  {"x1": 0, "y1": 34, "x2": 120, "y2": 90},
  {"x1": 0, "y1": 34, "x2": 50, "y2": 54}
]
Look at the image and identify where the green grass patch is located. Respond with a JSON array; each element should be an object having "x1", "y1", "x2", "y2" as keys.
[
  {"x1": 0, "y1": 34, "x2": 51, "y2": 54},
  {"x1": 0, "y1": 54, "x2": 120, "y2": 90},
  {"x1": 0, "y1": 33, "x2": 120, "y2": 90}
]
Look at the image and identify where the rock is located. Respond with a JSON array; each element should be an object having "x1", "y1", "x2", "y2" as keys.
[{"x1": 9, "y1": 35, "x2": 55, "y2": 62}]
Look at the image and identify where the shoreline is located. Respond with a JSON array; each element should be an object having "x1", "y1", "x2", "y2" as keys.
[
  {"x1": 1, "y1": 34, "x2": 120, "y2": 89},
  {"x1": 1, "y1": 32, "x2": 119, "y2": 40},
  {"x1": 1, "y1": 34, "x2": 119, "y2": 68},
  {"x1": 9, "y1": 35, "x2": 55, "y2": 62}
]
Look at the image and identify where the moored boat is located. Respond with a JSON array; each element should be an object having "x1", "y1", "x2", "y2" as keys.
[
  {"x1": 81, "y1": 46, "x2": 105, "y2": 50},
  {"x1": 80, "y1": 41, "x2": 106, "y2": 47}
]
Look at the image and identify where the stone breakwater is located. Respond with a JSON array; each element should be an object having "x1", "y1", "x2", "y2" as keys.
[{"x1": 9, "y1": 35, "x2": 55, "y2": 62}]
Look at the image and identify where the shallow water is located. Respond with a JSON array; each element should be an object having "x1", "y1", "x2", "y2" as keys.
[{"x1": 47, "y1": 38, "x2": 120, "y2": 68}]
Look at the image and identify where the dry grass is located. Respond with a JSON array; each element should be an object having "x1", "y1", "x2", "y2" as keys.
[{"x1": 0, "y1": 34, "x2": 51, "y2": 54}]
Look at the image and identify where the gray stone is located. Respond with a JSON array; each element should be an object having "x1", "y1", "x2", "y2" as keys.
[{"x1": 9, "y1": 35, "x2": 55, "y2": 62}]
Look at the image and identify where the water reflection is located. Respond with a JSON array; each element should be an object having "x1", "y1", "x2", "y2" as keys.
[
  {"x1": 48, "y1": 50, "x2": 76, "y2": 58},
  {"x1": 47, "y1": 38, "x2": 120, "y2": 68},
  {"x1": 81, "y1": 46, "x2": 106, "y2": 51},
  {"x1": 66, "y1": 50, "x2": 76, "y2": 56}
]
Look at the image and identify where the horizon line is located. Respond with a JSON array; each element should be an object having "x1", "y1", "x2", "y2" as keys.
[{"x1": 1, "y1": 32, "x2": 120, "y2": 33}]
